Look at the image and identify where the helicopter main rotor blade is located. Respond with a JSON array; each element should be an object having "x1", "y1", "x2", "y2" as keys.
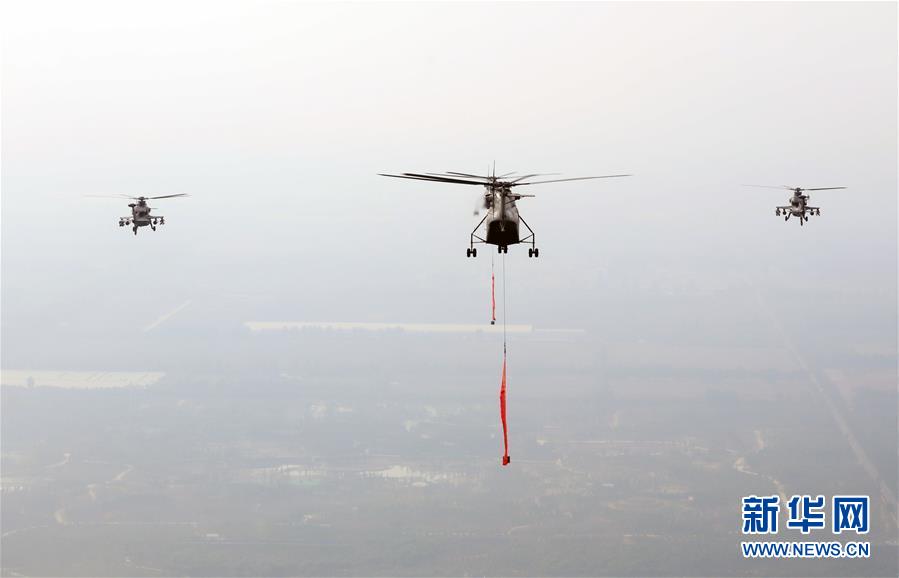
[
  {"x1": 401, "y1": 172, "x2": 490, "y2": 185},
  {"x1": 509, "y1": 173, "x2": 560, "y2": 183},
  {"x1": 742, "y1": 185, "x2": 792, "y2": 190},
  {"x1": 436, "y1": 171, "x2": 516, "y2": 180},
  {"x1": 804, "y1": 187, "x2": 847, "y2": 191},
  {"x1": 430, "y1": 171, "x2": 563, "y2": 185},
  {"x1": 427, "y1": 172, "x2": 493, "y2": 182},
  {"x1": 512, "y1": 174, "x2": 632, "y2": 186},
  {"x1": 84, "y1": 193, "x2": 188, "y2": 199},
  {"x1": 379, "y1": 173, "x2": 488, "y2": 186},
  {"x1": 442, "y1": 171, "x2": 494, "y2": 179}
]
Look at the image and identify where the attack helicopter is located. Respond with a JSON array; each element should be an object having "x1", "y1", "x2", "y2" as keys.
[
  {"x1": 380, "y1": 168, "x2": 630, "y2": 257},
  {"x1": 745, "y1": 185, "x2": 846, "y2": 226},
  {"x1": 89, "y1": 194, "x2": 188, "y2": 235}
]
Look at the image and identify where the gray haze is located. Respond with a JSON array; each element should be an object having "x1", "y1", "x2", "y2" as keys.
[{"x1": 2, "y1": 2, "x2": 896, "y2": 576}]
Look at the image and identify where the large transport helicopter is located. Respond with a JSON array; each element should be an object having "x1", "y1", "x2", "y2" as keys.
[
  {"x1": 89, "y1": 194, "x2": 188, "y2": 235},
  {"x1": 745, "y1": 185, "x2": 846, "y2": 226},
  {"x1": 380, "y1": 169, "x2": 630, "y2": 257}
]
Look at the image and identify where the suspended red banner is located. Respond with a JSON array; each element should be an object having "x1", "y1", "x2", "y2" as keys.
[{"x1": 500, "y1": 353, "x2": 510, "y2": 466}]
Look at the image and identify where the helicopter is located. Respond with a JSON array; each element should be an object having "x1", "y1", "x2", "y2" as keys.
[
  {"x1": 745, "y1": 185, "x2": 847, "y2": 226},
  {"x1": 380, "y1": 168, "x2": 630, "y2": 257},
  {"x1": 88, "y1": 194, "x2": 188, "y2": 235}
]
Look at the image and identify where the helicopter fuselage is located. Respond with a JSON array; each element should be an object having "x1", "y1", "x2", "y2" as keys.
[
  {"x1": 469, "y1": 185, "x2": 537, "y2": 256},
  {"x1": 789, "y1": 194, "x2": 806, "y2": 216},
  {"x1": 484, "y1": 188, "x2": 521, "y2": 247},
  {"x1": 130, "y1": 203, "x2": 153, "y2": 226},
  {"x1": 120, "y1": 200, "x2": 165, "y2": 233},
  {"x1": 775, "y1": 190, "x2": 819, "y2": 225}
]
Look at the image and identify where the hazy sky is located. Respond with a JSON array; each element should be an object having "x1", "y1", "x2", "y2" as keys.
[
  {"x1": 2, "y1": 5, "x2": 897, "y2": 576},
  {"x1": 2, "y1": 0, "x2": 896, "y2": 350}
]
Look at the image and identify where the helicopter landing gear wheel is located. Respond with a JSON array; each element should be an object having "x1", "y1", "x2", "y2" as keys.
[
  {"x1": 528, "y1": 248, "x2": 533, "y2": 258},
  {"x1": 534, "y1": 247, "x2": 539, "y2": 258},
  {"x1": 151, "y1": 225, "x2": 156, "y2": 231},
  {"x1": 775, "y1": 209, "x2": 780, "y2": 216},
  {"x1": 472, "y1": 248, "x2": 477, "y2": 257},
  {"x1": 132, "y1": 226, "x2": 138, "y2": 235}
]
